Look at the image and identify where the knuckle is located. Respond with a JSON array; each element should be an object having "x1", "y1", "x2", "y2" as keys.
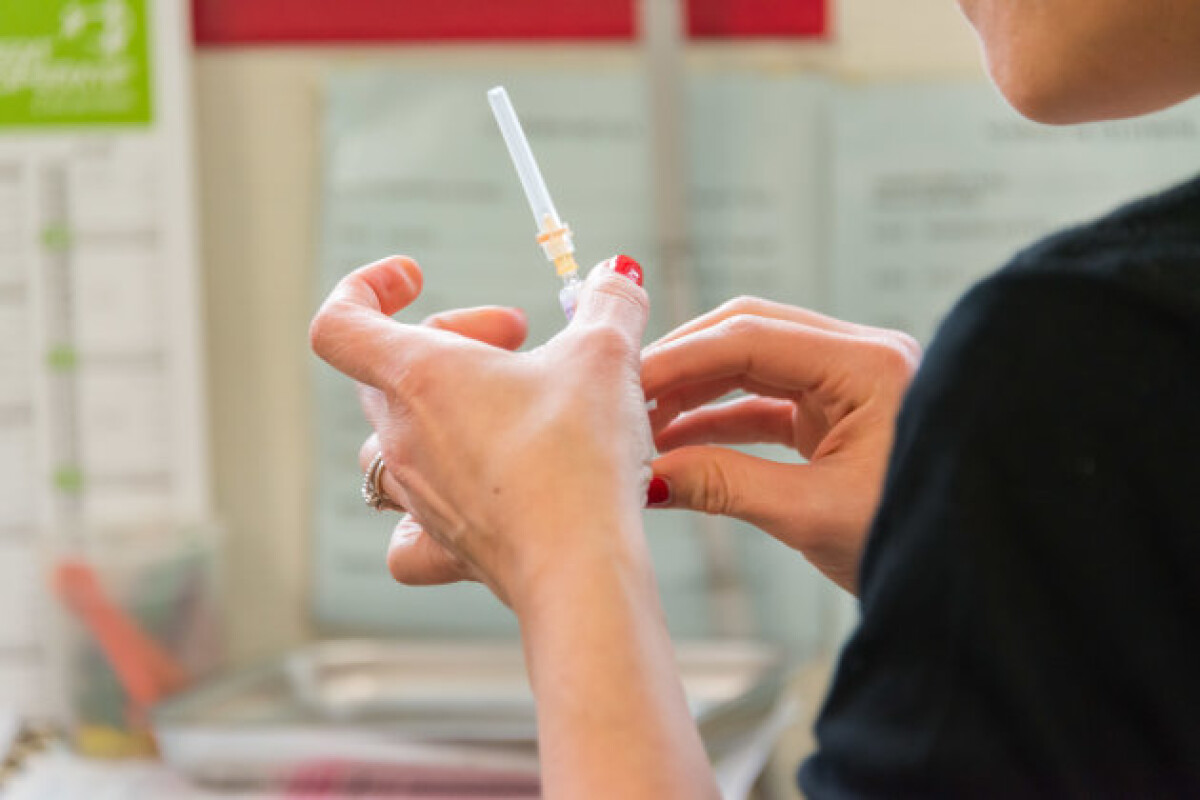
[
  {"x1": 718, "y1": 295, "x2": 767, "y2": 318},
  {"x1": 696, "y1": 458, "x2": 735, "y2": 517},
  {"x1": 592, "y1": 269, "x2": 648, "y2": 306},
  {"x1": 865, "y1": 335, "x2": 918, "y2": 379},
  {"x1": 717, "y1": 313, "x2": 763, "y2": 340},
  {"x1": 308, "y1": 307, "x2": 337, "y2": 356},
  {"x1": 309, "y1": 299, "x2": 363, "y2": 359},
  {"x1": 863, "y1": 324, "x2": 922, "y2": 364},
  {"x1": 384, "y1": 350, "x2": 436, "y2": 400},
  {"x1": 892, "y1": 331, "x2": 923, "y2": 362},
  {"x1": 439, "y1": 549, "x2": 471, "y2": 583},
  {"x1": 577, "y1": 322, "x2": 636, "y2": 362},
  {"x1": 420, "y1": 311, "x2": 449, "y2": 330}
]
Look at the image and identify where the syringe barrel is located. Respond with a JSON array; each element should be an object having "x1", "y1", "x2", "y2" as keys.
[{"x1": 487, "y1": 86, "x2": 561, "y2": 230}]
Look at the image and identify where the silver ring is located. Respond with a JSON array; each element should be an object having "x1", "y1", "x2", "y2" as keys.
[{"x1": 362, "y1": 452, "x2": 403, "y2": 512}]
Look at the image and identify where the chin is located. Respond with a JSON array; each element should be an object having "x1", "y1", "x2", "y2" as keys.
[
  {"x1": 975, "y1": 31, "x2": 1085, "y2": 124},
  {"x1": 992, "y1": 73, "x2": 1093, "y2": 125},
  {"x1": 994, "y1": 69, "x2": 1195, "y2": 125},
  {"x1": 981, "y1": 33, "x2": 1200, "y2": 126}
]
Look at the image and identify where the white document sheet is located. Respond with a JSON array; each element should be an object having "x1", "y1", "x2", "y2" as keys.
[{"x1": 832, "y1": 82, "x2": 1200, "y2": 342}]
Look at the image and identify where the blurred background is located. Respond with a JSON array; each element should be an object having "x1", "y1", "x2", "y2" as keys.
[{"x1": 4, "y1": 0, "x2": 1200, "y2": 796}]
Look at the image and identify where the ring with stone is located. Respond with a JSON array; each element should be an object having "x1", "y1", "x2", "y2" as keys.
[{"x1": 362, "y1": 452, "x2": 404, "y2": 512}]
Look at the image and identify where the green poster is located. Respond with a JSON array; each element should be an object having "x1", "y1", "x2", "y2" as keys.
[{"x1": 0, "y1": 0, "x2": 153, "y2": 127}]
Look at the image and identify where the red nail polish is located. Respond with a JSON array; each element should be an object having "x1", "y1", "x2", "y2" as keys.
[
  {"x1": 646, "y1": 476, "x2": 670, "y2": 507},
  {"x1": 611, "y1": 255, "x2": 643, "y2": 287}
]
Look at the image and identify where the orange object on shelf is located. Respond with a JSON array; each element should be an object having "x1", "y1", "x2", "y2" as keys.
[{"x1": 52, "y1": 560, "x2": 191, "y2": 720}]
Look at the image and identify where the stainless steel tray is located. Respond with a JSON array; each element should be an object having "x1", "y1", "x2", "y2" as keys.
[{"x1": 154, "y1": 638, "x2": 783, "y2": 782}]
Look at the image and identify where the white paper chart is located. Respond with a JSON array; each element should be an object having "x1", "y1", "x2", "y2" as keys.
[
  {"x1": 0, "y1": 0, "x2": 209, "y2": 717},
  {"x1": 832, "y1": 82, "x2": 1200, "y2": 342}
]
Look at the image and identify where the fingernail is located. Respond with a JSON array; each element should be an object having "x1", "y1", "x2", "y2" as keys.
[
  {"x1": 646, "y1": 475, "x2": 671, "y2": 507},
  {"x1": 390, "y1": 516, "x2": 420, "y2": 547},
  {"x1": 608, "y1": 254, "x2": 644, "y2": 287}
]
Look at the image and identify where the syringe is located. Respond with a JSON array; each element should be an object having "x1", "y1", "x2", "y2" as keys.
[{"x1": 487, "y1": 86, "x2": 584, "y2": 320}]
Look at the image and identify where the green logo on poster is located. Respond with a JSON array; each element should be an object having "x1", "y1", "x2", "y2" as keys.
[
  {"x1": 61, "y1": 0, "x2": 137, "y2": 58},
  {"x1": 0, "y1": 0, "x2": 154, "y2": 128}
]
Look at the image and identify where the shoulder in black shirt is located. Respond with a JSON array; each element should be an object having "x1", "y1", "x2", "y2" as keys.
[{"x1": 801, "y1": 174, "x2": 1200, "y2": 798}]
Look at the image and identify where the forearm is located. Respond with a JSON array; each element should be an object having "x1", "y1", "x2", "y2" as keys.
[{"x1": 513, "y1": 521, "x2": 718, "y2": 800}]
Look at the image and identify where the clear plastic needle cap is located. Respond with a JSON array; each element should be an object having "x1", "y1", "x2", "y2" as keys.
[{"x1": 488, "y1": 86, "x2": 563, "y2": 230}]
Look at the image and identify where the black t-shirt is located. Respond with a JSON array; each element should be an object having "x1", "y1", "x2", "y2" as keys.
[{"x1": 800, "y1": 174, "x2": 1200, "y2": 798}]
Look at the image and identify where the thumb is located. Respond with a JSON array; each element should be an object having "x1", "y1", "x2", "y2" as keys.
[
  {"x1": 648, "y1": 445, "x2": 810, "y2": 530},
  {"x1": 568, "y1": 255, "x2": 649, "y2": 347},
  {"x1": 651, "y1": 446, "x2": 873, "y2": 593}
]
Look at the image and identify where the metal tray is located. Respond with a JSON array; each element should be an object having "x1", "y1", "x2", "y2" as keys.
[{"x1": 153, "y1": 638, "x2": 783, "y2": 782}]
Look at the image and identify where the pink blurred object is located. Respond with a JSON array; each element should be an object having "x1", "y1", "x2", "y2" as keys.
[{"x1": 282, "y1": 760, "x2": 541, "y2": 800}]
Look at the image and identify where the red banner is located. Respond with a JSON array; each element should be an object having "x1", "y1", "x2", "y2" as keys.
[
  {"x1": 690, "y1": 0, "x2": 826, "y2": 38},
  {"x1": 193, "y1": 0, "x2": 828, "y2": 45}
]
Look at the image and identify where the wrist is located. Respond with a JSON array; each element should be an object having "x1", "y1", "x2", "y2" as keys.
[
  {"x1": 507, "y1": 513, "x2": 655, "y2": 623},
  {"x1": 507, "y1": 514, "x2": 715, "y2": 800}
]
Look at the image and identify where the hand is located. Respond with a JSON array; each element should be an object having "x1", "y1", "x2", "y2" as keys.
[
  {"x1": 355, "y1": 303, "x2": 530, "y2": 589},
  {"x1": 315, "y1": 256, "x2": 719, "y2": 799},
  {"x1": 310, "y1": 255, "x2": 653, "y2": 608},
  {"x1": 640, "y1": 296, "x2": 921, "y2": 593}
]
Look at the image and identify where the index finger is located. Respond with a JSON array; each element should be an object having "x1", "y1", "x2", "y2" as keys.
[
  {"x1": 641, "y1": 315, "x2": 877, "y2": 405},
  {"x1": 646, "y1": 295, "x2": 864, "y2": 352},
  {"x1": 309, "y1": 256, "x2": 441, "y2": 388}
]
